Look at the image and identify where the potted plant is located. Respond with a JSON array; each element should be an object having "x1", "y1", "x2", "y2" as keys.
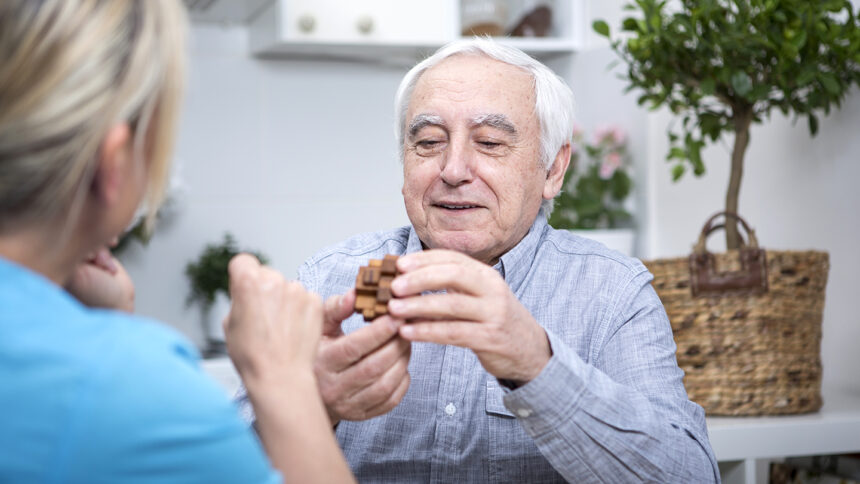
[
  {"x1": 185, "y1": 233, "x2": 268, "y2": 357},
  {"x1": 591, "y1": 1, "x2": 859, "y2": 416},
  {"x1": 549, "y1": 123, "x2": 636, "y2": 256},
  {"x1": 593, "y1": 0, "x2": 860, "y2": 248}
]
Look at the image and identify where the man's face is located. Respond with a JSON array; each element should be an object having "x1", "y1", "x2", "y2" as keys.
[{"x1": 402, "y1": 55, "x2": 552, "y2": 265}]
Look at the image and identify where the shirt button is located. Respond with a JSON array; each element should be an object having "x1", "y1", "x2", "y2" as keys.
[
  {"x1": 444, "y1": 402, "x2": 456, "y2": 416},
  {"x1": 516, "y1": 408, "x2": 532, "y2": 418}
]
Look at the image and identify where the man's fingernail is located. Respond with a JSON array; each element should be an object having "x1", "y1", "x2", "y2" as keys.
[
  {"x1": 388, "y1": 299, "x2": 403, "y2": 312},
  {"x1": 399, "y1": 325, "x2": 414, "y2": 338}
]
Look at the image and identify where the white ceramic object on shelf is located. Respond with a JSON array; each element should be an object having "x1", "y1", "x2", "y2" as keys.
[
  {"x1": 569, "y1": 228, "x2": 635, "y2": 257},
  {"x1": 204, "y1": 292, "x2": 230, "y2": 344}
]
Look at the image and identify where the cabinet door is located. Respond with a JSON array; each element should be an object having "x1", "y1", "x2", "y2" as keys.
[{"x1": 276, "y1": 0, "x2": 456, "y2": 44}]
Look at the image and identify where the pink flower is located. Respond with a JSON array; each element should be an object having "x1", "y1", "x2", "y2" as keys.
[
  {"x1": 592, "y1": 124, "x2": 612, "y2": 146},
  {"x1": 610, "y1": 126, "x2": 627, "y2": 146},
  {"x1": 592, "y1": 124, "x2": 627, "y2": 148},
  {"x1": 599, "y1": 151, "x2": 622, "y2": 179}
]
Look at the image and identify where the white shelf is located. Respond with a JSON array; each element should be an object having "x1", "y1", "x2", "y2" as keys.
[
  {"x1": 252, "y1": 36, "x2": 579, "y2": 66},
  {"x1": 707, "y1": 387, "x2": 860, "y2": 462}
]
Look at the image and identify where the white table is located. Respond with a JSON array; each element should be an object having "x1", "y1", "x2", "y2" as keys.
[
  {"x1": 201, "y1": 358, "x2": 860, "y2": 483},
  {"x1": 708, "y1": 387, "x2": 860, "y2": 483}
]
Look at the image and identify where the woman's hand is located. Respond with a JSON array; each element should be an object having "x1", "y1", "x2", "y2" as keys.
[
  {"x1": 224, "y1": 253, "x2": 323, "y2": 384},
  {"x1": 65, "y1": 247, "x2": 135, "y2": 312}
]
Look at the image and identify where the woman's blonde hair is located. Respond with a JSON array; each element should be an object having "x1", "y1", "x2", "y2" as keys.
[{"x1": 0, "y1": 0, "x2": 187, "y2": 233}]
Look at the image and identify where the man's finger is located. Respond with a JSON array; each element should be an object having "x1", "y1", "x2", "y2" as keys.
[
  {"x1": 364, "y1": 371, "x2": 411, "y2": 418},
  {"x1": 388, "y1": 293, "x2": 485, "y2": 322},
  {"x1": 337, "y1": 335, "x2": 410, "y2": 390},
  {"x1": 340, "y1": 349, "x2": 411, "y2": 413},
  {"x1": 322, "y1": 289, "x2": 356, "y2": 337},
  {"x1": 398, "y1": 320, "x2": 483, "y2": 349},
  {"x1": 390, "y1": 263, "x2": 492, "y2": 298},
  {"x1": 321, "y1": 315, "x2": 404, "y2": 371}
]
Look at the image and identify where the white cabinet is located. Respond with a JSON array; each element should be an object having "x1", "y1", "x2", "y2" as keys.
[
  {"x1": 189, "y1": 0, "x2": 590, "y2": 61},
  {"x1": 251, "y1": 0, "x2": 456, "y2": 47}
]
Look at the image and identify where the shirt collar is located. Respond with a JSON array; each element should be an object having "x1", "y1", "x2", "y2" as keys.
[
  {"x1": 405, "y1": 209, "x2": 548, "y2": 293},
  {"x1": 495, "y1": 210, "x2": 548, "y2": 294}
]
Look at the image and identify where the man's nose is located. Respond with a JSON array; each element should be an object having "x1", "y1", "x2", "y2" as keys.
[{"x1": 439, "y1": 137, "x2": 475, "y2": 186}]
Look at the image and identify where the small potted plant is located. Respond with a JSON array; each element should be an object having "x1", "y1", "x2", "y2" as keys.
[
  {"x1": 185, "y1": 233, "x2": 268, "y2": 357},
  {"x1": 549, "y1": 123, "x2": 635, "y2": 255}
]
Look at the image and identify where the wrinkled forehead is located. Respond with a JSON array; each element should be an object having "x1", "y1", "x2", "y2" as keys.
[{"x1": 407, "y1": 54, "x2": 537, "y2": 123}]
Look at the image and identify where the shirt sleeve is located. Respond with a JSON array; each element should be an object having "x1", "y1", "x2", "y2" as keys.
[
  {"x1": 502, "y1": 270, "x2": 720, "y2": 483},
  {"x1": 62, "y1": 322, "x2": 281, "y2": 484}
]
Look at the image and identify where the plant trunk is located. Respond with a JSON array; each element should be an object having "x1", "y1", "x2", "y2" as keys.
[{"x1": 726, "y1": 108, "x2": 753, "y2": 250}]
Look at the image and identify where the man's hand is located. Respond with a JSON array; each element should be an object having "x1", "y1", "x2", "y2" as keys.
[
  {"x1": 65, "y1": 247, "x2": 135, "y2": 312},
  {"x1": 225, "y1": 254, "x2": 323, "y2": 383},
  {"x1": 314, "y1": 290, "x2": 411, "y2": 426},
  {"x1": 388, "y1": 249, "x2": 551, "y2": 385}
]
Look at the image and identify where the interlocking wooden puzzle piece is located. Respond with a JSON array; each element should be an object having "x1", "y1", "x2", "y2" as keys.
[{"x1": 354, "y1": 255, "x2": 399, "y2": 321}]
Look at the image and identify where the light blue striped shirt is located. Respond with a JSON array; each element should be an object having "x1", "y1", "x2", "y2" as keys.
[{"x1": 242, "y1": 213, "x2": 719, "y2": 482}]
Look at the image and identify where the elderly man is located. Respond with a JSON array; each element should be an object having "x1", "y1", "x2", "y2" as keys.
[{"x1": 245, "y1": 38, "x2": 719, "y2": 482}]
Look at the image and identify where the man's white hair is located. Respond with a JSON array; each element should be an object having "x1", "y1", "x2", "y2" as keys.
[{"x1": 394, "y1": 38, "x2": 575, "y2": 213}]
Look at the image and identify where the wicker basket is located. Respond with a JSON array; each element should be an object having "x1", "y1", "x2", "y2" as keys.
[{"x1": 643, "y1": 212, "x2": 829, "y2": 416}]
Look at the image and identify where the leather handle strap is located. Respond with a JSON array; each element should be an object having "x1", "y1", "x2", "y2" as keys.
[
  {"x1": 693, "y1": 212, "x2": 760, "y2": 254},
  {"x1": 689, "y1": 211, "x2": 768, "y2": 297}
]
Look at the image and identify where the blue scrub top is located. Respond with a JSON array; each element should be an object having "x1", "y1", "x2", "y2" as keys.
[{"x1": 0, "y1": 257, "x2": 281, "y2": 483}]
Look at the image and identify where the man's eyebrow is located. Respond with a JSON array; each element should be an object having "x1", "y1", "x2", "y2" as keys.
[
  {"x1": 408, "y1": 114, "x2": 446, "y2": 138},
  {"x1": 471, "y1": 113, "x2": 518, "y2": 138}
]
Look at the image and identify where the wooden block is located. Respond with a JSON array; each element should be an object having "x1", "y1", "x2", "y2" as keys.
[{"x1": 353, "y1": 255, "x2": 400, "y2": 321}]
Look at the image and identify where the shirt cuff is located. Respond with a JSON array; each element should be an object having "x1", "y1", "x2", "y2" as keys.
[{"x1": 502, "y1": 328, "x2": 587, "y2": 437}]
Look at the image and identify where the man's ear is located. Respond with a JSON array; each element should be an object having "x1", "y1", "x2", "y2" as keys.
[
  {"x1": 92, "y1": 123, "x2": 132, "y2": 205},
  {"x1": 543, "y1": 142, "x2": 572, "y2": 200}
]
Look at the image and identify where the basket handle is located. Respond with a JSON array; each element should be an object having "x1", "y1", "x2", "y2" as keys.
[
  {"x1": 693, "y1": 211, "x2": 760, "y2": 254},
  {"x1": 689, "y1": 211, "x2": 768, "y2": 297}
]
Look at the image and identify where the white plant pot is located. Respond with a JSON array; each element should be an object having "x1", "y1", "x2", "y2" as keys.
[
  {"x1": 569, "y1": 228, "x2": 636, "y2": 257},
  {"x1": 204, "y1": 292, "x2": 231, "y2": 344}
]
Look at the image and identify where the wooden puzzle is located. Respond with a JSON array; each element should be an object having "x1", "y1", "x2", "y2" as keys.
[{"x1": 354, "y1": 255, "x2": 399, "y2": 321}]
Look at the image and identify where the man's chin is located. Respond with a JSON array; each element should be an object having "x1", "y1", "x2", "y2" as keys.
[{"x1": 424, "y1": 232, "x2": 493, "y2": 260}]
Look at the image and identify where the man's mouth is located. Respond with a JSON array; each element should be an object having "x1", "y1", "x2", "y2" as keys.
[{"x1": 435, "y1": 203, "x2": 481, "y2": 210}]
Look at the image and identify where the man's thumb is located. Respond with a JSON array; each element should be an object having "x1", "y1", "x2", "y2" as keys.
[{"x1": 322, "y1": 289, "x2": 355, "y2": 336}]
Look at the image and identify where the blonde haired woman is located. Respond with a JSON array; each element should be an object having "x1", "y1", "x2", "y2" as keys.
[{"x1": 0, "y1": 1, "x2": 353, "y2": 482}]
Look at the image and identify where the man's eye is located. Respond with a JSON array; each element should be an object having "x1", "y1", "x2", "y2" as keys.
[
  {"x1": 479, "y1": 141, "x2": 501, "y2": 148},
  {"x1": 414, "y1": 139, "x2": 445, "y2": 155}
]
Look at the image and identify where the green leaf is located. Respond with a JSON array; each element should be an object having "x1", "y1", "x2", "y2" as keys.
[
  {"x1": 671, "y1": 164, "x2": 686, "y2": 181},
  {"x1": 700, "y1": 78, "x2": 716, "y2": 96},
  {"x1": 808, "y1": 113, "x2": 819, "y2": 136},
  {"x1": 668, "y1": 146, "x2": 687, "y2": 160},
  {"x1": 820, "y1": 74, "x2": 841, "y2": 95},
  {"x1": 622, "y1": 17, "x2": 639, "y2": 32},
  {"x1": 731, "y1": 71, "x2": 753, "y2": 96},
  {"x1": 593, "y1": 20, "x2": 610, "y2": 37}
]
